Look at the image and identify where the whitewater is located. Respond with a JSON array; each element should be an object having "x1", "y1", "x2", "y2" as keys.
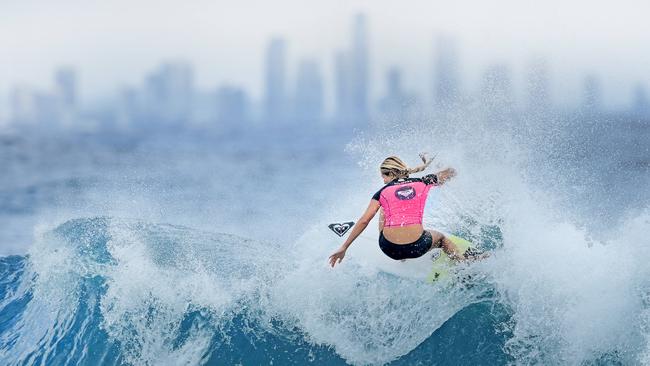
[{"x1": 1, "y1": 115, "x2": 649, "y2": 365}]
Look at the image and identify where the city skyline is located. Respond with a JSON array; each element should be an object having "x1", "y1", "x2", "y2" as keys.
[
  {"x1": 2, "y1": 1, "x2": 650, "y2": 108},
  {"x1": 2, "y1": 12, "x2": 650, "y2": 130}
]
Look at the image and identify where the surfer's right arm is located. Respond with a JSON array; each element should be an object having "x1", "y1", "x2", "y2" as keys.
[{"x1": 328, "y1": 199, "x2": 381, "y2": 268}]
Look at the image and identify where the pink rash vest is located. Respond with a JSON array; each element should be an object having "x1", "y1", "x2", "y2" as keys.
[{"x1": 371, "y1": 174, "x2": 439, "y2": 227}]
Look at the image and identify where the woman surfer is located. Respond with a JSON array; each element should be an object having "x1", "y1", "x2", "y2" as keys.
[{"x1": 328, "y1": 154, "x2": 462, "y2": 268}]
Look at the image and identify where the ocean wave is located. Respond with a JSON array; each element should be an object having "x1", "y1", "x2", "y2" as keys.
[{"x1": 0, "y1": 217, "x2": 504, "y2": 365}]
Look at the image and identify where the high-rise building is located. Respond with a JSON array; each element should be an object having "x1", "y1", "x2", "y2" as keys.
[
  {"x1": 11, "y1": 83, "x2": 66, "y2": 128},
  {"x1": 264, "y1": 38, "x2": 287, "y2": 124},
  {"x1": 34, "y1": 92, "x2": 60, "y2": 126},
  {"x1": 163, "y1": 62, "x2": 194, "y2": 122},
  {"x1": 216, "y1": 86, "x2": 249, "y2": 126},
  {"x1": 525, "y1": 58, "x2": 551, "y2": 113},
  {"x1": 143, "y1": 71, "x2": 164, "y2": 119},
  {"x1": 10, "y1": 86, "x2": 38, "y2": 125},
  {"x1": 582, "y1": 75, "x2": 602, "y2": 113},
  {"x1": 335, "y1": 14, "x2": 369, "y2": 124},
  {"x1": 378, "y1": 67, "x2": 413, "y2": 116},
  {"x1": 115, "y1": 86, "x2": 140, "y2": 129},
  {"x1": 334, "y1": 50, "x2": 352, "y2": 122},
  {"x1": 433, "y1": 35, "x2": 460, "y2": 109},
  {"x1": 53, "y1": 66, "x2": 79, "y2": 127},
  {"x1": 143, "y1": 61, "x2": 194, "y2": 124},
  {"x1": 55, "y1": 66, "x2": 78, "y2": 110},
  {"x1": 294, "y1": 60, "x2": 324, "y2": 123},
  {"x1": 350, "y1": 13, "x2": 369, "y2": 122}
]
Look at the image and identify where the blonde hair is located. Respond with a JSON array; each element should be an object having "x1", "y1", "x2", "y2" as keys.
[{"x1": 380, "y1": 153, "x2": 432, "y2": 179}]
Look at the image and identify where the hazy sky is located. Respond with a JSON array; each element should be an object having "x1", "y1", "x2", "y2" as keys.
[{"x1": 1, "y1": 0, "x2": 650, "y2": 108}]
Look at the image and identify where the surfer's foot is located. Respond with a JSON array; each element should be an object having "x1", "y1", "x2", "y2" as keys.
[{"x1": 463, "y1": 248, "x2": 488, "y2": 261}]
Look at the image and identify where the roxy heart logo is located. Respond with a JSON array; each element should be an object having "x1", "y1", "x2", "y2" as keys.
[
  {"x1": 395, "y1": 185, "x2": 416, "y2": 200},
  {"x1": 328, "y1": 222, "x2": 354, "y2": 237}
]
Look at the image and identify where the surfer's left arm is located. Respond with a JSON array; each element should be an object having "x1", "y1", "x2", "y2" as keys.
[
  {"x1": 429, "y1": 167, "x2": 456, "y2": 185},
  {"x1": 328, "y1": 199, "x2": 381, "y2": 268}
]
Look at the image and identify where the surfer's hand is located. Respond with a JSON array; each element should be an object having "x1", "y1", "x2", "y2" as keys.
[
  {"x1": 328, "y1": 247, "x2": 346, "y2": 268},
  {"x1": 436, "y1": 167, "x2": 457, "y2": 184}
]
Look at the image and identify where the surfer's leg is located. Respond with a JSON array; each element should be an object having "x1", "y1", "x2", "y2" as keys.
[
  {"x1": 427, "y1": 230, "x2": 445, "y2": 249},
  {"x1": 427, "y1": 230, "x2": 463, "y2": 261}
]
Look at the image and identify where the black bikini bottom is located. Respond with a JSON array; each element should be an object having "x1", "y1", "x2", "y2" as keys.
[{"x1": 379, "y1": 231, "x2": 434, "y2": 260}]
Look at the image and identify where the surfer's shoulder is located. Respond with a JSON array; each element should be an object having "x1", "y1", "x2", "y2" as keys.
[{"x1": 372, "y1": 184, "x2": 388, "y2": 201}]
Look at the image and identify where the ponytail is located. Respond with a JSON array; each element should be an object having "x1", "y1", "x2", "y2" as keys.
[{"x1": 407, "y1": 153, "x2": 433, "y2": 174}]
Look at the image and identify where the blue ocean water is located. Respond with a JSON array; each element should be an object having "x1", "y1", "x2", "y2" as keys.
[
  {"x1": 1, "y1": 118, "x2": 649, "y2": 365},
  {"x1": 0, "y1": 217, "x2": 510, "y2": 365}
]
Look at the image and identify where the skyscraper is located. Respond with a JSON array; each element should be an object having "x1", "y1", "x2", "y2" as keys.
[
  {"x1": 143, "y1": 71, "x2": 164, "y2": 120},
  {"x1": 116, "y1": 86, "x2": 140, "y2": 129},
  {"x1": 294, "y1": 60, "x2": 324, "y2": 123},
  {"x1": 350, "y1": 13, "x2": 369, "y2": 122},
  {"x1": 334, "y1": 50, "x2": 352, "y2": 122},
  {"x1": 143, "y1": 61, "x2": 194, "y2": 124},
  {"x1": 433, "y1": 35, "x2": 460, "y2": 109},
  {"x1": 53, "y1": 66, "x2": 79, "y2": 127},
  {"x1": 378, "y1": 67, "x2": 412, "y2": 116},
  {"x1": 163, "y1": 61, "x2": 194, "y2": 122},
  {"x1": 264, "y1": 38, "x2": 287, "y2": 124},
  {"x1": 10, "y1": 86, "x2": 38, "y2": 125},
  {"x1": 216, "y1": 86, "x2": 249, "y2": 126},
  {"x1": 55, "y1": 66, "x2": 78, "y2": 110},
  {"x1": 335, "y1": 14, "x2": 369, "y2": 124},
  {"x1": 34, "y1": 92, "x2": 59, "y2": 127}
]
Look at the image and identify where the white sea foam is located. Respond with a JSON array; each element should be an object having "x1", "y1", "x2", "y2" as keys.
[{"x1": 338, "y1": 116, "x2": 650, "y2": 364}]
